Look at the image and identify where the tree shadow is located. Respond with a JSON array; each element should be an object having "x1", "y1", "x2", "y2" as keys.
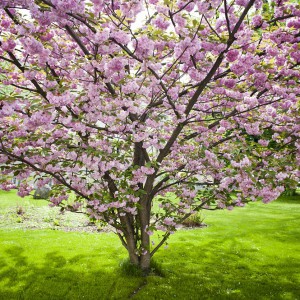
[
  {"x1": 148, "y1": 237, "x2": 300, "y2": 300},
  {"x1": 0, "y1": 246, "x2": 141, "y2": 300},
  {"x1": 0, "y1": 238, "x2": 299, "y2": 299},
  {"x1": 276, "y1": 193, "x2": 300, "y2": 203}
]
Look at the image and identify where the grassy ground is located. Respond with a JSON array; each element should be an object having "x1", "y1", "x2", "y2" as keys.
[
  {"x1": 0, "y1": 191, "x2": 299, "y2": 299},
  {"x1": 0, "y1": 190, "x2": 99, "y2": 232}
]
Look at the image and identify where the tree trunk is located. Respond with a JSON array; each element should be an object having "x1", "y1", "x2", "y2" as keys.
[
  {"x1": 125, "y1": 234, "x2": 151, "y2": 273},
  {"x1": 127, "y1": 236, "x2": 139, "y2": 266},
  {"x1": 140, "y1": 250, "x2": 151, "y2": 272},
  {"x1": 122, "y1": 201, "x2": 152, "y2": 273},
  {"x1": 139, "y1": 200, "x2": 151, "y2": 272}
]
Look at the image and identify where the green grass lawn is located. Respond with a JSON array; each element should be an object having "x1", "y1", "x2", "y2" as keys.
[
  {"x1": 0, "y1": 190, "x2": 48, "y2": 209},
  {"x1": 0, "y1": 191, "x2": 299, "y2": 299},
  {"x1": 0, "y1": 190, "x2": 92, "y2": 231}
]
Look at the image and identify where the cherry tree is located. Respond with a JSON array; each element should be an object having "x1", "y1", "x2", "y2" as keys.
[{"x1": 0, "y1": 0, "x2": 299, "y2": 271}]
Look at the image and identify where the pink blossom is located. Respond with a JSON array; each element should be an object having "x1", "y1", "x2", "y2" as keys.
[
  {"x1": 96, "y1": 204, "x2": 108, "y2": 212},
  {"x1": 217, "y1": 126, "x2": 226, "y2": 134},
  {"x1": 223, "y1": 78, "x2": 236, "y2": 88},
  {"x1": 123, "y1": 207, "x2": 137, "y2": 215},
  {"x1": 226, "y1": 49, "x2": 239, "y2": 62},
  {"x1": 163, "y1": 217, "x2": 176, "y2": 226},
  {"x1": 252, "y1": 15, "x2": 263, "y2": 28},
  {"x1": 1, "y1": 19, "x2": 11, "y2": 29},
  {"x1": 140, "y1": 166, "x2": 155, "y2": 175},
  {"x1": 1, "y1": 39, "x2": 16, "y2": 51},
  {"x1": 94, "y1": 28, "x2": 110, "y2": 43},
  {"x1": 258, "y1": 140, "x2": 269, "y2": 147},
  {"x1": 236, "y1": 0, "x2": 248, "y2": 6},
  {"x1": 217, "y1": 201, "x2": 226, "y2": 209},
  {"x1": 17, "y1": 184, "x2": 33, "y2": 198},
  {"x1": 276, "y1": 172, "x2": 288, "y2": 181},
  {"x1": 0, "y1": 182, "x2": 16, "y2": 191},
  {"x1": 111, "y1": 30, "x2": 131, "y2": 44},
  {"x1": 154, "y1": 16, "x2": 170, "y2": 30},
  {"x1": 108, "y1": 58, "x2": 124, "y2": 72},
  {"x1": 145, "y1": 225, "x2": 154, "y2": 236}
]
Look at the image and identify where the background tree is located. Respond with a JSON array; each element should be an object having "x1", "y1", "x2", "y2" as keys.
[{"x1": 0, "y1": 0, "x2": 299, "y2": 272}]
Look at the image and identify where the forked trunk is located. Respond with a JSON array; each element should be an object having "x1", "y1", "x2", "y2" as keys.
[
  {"x1": 123, "y1": 200, "x2": 152, "y2": 273},
  {"x1": 139, "y1": 199, "x2": 151, "y2": 272},
  {"x1": 127, "y1": 244, "x2": 151, "y2": 273},
  {"x1": 140, "y1": 250, "x2": 151, "y2": 272}
]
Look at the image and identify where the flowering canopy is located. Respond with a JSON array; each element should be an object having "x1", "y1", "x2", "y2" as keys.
[{"x1": 0, "y1": 0, "x2": 299, "y2": 269}]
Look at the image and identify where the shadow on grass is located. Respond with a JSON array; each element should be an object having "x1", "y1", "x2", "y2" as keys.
[
  {"x1": 0, "y1": 240, "x2": 299, "y2": 300},
  {"x1": 0, "y1": 245, "x2": 142, "y2": 300},
  {"x1": 276, "y1": 193, "x2": 300, "y2": 203},
  {"x1": 147, "y1": 238, "x2": 300, "y2": 300}
]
